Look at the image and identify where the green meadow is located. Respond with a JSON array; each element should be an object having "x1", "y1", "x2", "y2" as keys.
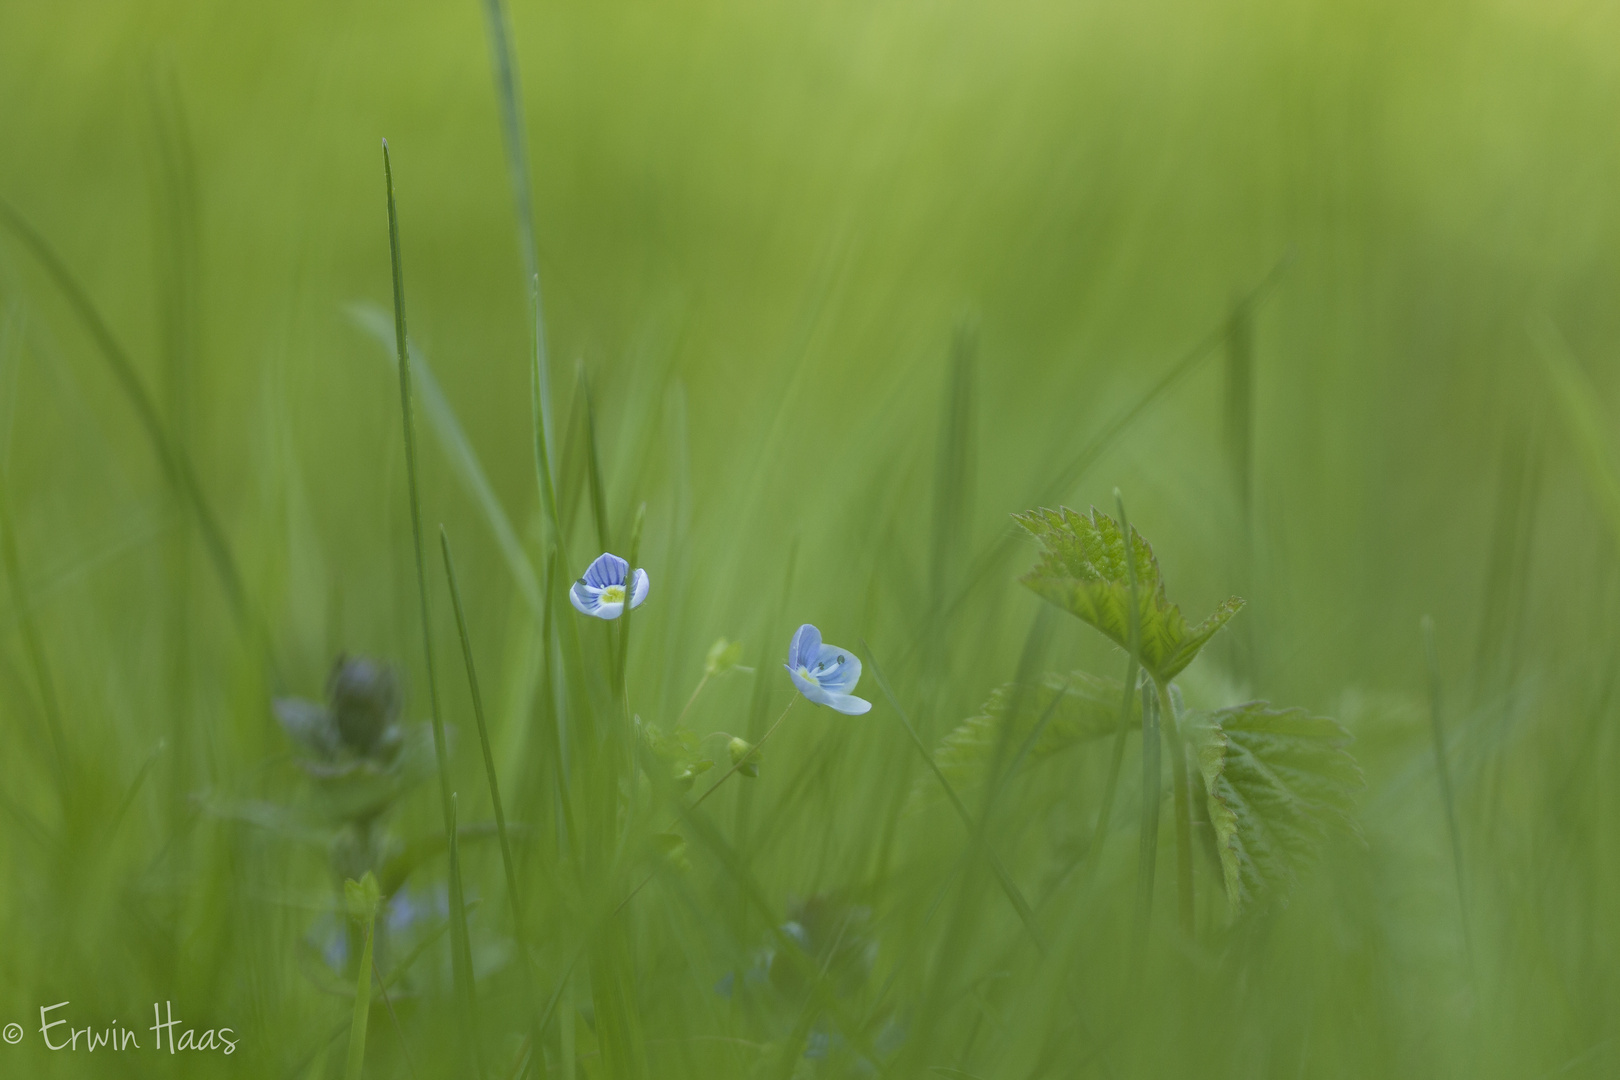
[{"x1": 2, "y1": 0, "x2": 1618, "y2": 1076}]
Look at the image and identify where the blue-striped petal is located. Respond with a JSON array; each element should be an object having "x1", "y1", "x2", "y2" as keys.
[
  {"x1": 583, "y1": 552, "x2": 628, "y2": 588},
  {"x1": 787, "y1": 624, "x2": 822, "y2": 670}
]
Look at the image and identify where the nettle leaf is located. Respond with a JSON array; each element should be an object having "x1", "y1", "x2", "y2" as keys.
[
  {"x1": 1014, "y1": 506, "x2": 1243, "y2": 682},
  {"x1": 1190, "y1": 702, "x2": 1363, "y2": 912},
  {"x1": 912, "y1": 671, "x2": 1122, "y2": 812}
]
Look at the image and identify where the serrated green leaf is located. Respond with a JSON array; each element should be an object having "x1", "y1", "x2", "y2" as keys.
[
  {"x1": 1015, "y1": 505, "x2": 1243, "y2": 681},
  {"x1": 912, "y1": 670, "x2": 1122, "y2": 812},
  {"x1": 1189, "y1": 702, "x2": 1363, "y2": 912}
]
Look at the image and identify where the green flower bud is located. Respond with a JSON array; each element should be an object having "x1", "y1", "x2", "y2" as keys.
[{"x1": 729, "y1": 736, "x2": 760, "y2": 778}]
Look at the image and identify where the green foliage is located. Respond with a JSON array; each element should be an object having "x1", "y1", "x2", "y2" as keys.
[
  {"x1": 916, "y1": 670, "x2": 1121, "y2": 810},
  {"x1": 1189, "y1": 702, "x2": 1364, "y2": 912},
  {"x1": 1015, "y1": 506, "x2": 1244, "y2": 682},
  {"x1": 704, "y1": 636, "x2": 744, "y2": 677},
  {"x1": 638, "y1": 717, "x2": 715, "y2": 791}
]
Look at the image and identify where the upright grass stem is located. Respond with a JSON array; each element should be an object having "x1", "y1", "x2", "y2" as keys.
[
  {"x1": 0, "y1": 485, "x2": 70, "y2": 807},
  {"x1": 381, "y1": 140, "x2": 480, "y2": 1074},
  {"x1": 1423, "y1": 615, "x2": 1475, "y2": 980},
  {"x1": 1134, "y1": 680, "x2": 1161, "y2": 952},
  {"x1": 1158, "y1": 680, "x2": 1196, "y2": 938},
  {"x1": 342, "y1": 889, "x2": 377, "y2": 1080},
  {"x1": 440, "y1": 526, "x2": 528, "y2": 956},
  {"x1": 864, "y1": 643, "x2": 1043, "y2": 944},
  {"x1": 477, "y1": 0, "x2": 553, "y2": 463}
]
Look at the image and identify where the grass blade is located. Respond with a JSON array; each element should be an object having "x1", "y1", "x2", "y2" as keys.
[
  {"x1": 580, "y1": 362, "x2": 612, "y2": 554},
  {"x1": 0, "y1": 482, "x2": 70, "y2": 806},
  {"x1": 351, "y1": 304, "x2": 543, "y2": 622},
  {"x1": 380, "y1": 139, "x2": 481, "y2": 1073},
  {"x1": 440, "y1": 526, "x2": 526, "y2": 941},
  {"x1": 477, "y1": 0, "x2": 553, "y2": 463},
  {"x1": 1133, "y1": 678, "x2": 1161, "y2": 954},
  {"x1": 0, "y1": 194, "x2": 264, "y2": 674},
  {"x1": 932, "y1": 252, "x2": 1295, "y2": 642},
  {"x1": 864, "y1": 641, "x2": 1043, "y2": 946},
  {"x1": 343, "y1": 876, "x2": 380, "y2": 1080},
  {"x1": 1422, "y1": 615, "x2": 1475, "y2": 982}
]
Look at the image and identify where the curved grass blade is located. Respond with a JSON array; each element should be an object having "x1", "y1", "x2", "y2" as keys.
[
  {"x1": 350, "y1": 303, "x2": 543, "y2": 622},
  {"x1": 0, "y1": 194, "x2": 263, "y2": 672},
  {"x1": 0, "y1": 479, "x2": 70, "y2": 805},
  {"x1": 933, "y1": 253, "x2": 1294, "y2": 636},
  {"x1": 864, "y1": 641, "x2": 1043, "y2": 947}
]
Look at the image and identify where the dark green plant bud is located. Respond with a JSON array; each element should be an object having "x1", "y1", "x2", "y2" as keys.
[{"x1": 327, "y1": 656, "x2": 400, "y2": 757}]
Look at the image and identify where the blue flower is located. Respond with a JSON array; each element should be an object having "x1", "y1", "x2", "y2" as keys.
[
  {"x1": 569, "y1": 552, "x2": 650, "y2": 620},
  {"x1": 784, "y1": 624, "x2": 871, "y2": 715}
]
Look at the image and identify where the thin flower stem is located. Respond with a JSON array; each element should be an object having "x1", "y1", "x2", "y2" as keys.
[
  {"x1": 612, "y1": 696, "x2": 799, "y2": 920},
  {"x1": 690, "y1": 696, "x2": 796, "y2": 811},
  {"x1": 672, "y1": 672, "x2": 711, "y2": 731}
]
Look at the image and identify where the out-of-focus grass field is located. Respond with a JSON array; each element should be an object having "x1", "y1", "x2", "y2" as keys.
[{"x1": 3, "y1": 0, "x2": 1620, "y2": 1076}]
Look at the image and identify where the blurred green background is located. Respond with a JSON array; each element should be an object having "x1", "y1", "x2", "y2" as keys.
[{"x1": 2, "y1": 0, "x2": 1619, "y2": 1076}]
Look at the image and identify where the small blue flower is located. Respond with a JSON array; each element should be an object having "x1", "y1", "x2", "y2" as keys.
[
  {"x1": 784, "y1": 624, "x2": 871, "y2": 715},
  {"x1": 569, "y1": 552, "x2": 650, "y2": 620}
]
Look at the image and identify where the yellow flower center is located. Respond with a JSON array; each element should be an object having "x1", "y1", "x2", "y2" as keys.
[
  {"x1": 602, "y1": 584, "x2": 626, "y2": 604},
  {"x1": 797, "y1": 665, "x2": 818, "y2": 685}
]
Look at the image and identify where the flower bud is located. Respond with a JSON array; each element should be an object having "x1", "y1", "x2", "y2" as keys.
[
  {"x1": 729, "y1": 736, "x2": 760, "y2": 778},
  {"x1": 327, "y1": 656, "x2": 400, "y2": 757}
]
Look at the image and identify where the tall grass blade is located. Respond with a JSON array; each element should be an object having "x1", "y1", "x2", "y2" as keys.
[
  {"x1": 477, "y1": 0, "x2": 553, "y2": 463},
  {"x1": 0, "y1": 482, "x2": 70, "y2": 806},
  {"x1": 1133, "y1": 679, "x2": 1161, "y2": 951},
  {"x1": 1422, "y1": 615, "x2": 1475, "y2": 981},
  {"x1": 581, "y1": 362, "x2": 613, "y2": 554},
  {"x1": 147, "y1": 65, "x2": 203, "y2": 815},
  {"x1": 1223, "y1": 296, "x2": 1255, "y2": 520},
  {"x1": 440, "y1": 526, "x2": 527, "y2": 944},
  {"x1": 380, "y1": 139, "x2": 481, "y2": 1068},
  {"x1": 930, "y1": 321, "x2": 977, "y2": 623},
  {"x1": 343, "y1": 875, "x2": 380, "y2": 1080},
  {"x1": 1534, "y1": 322, "x2": 1620, "y2": 551},
  {"x1": 447, "y1": 792, "x2": 485, "y2": 1078}
]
